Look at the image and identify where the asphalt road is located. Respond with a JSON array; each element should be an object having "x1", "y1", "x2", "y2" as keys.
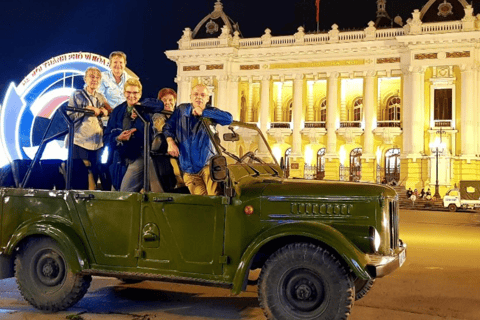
[{"x1": 0, "y1": 209, "x2": 479, "y2": 320}]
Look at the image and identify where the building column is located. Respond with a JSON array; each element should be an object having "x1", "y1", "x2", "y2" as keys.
[
  {"x1": 292, "y1": 74, "x2": 303, "y2": 157},
  {"x1": 457, "y1": 64, "x2": 477, "y2": 180},
  {"x1": 307, "y1": 81, "x2": 315, "y2": 121},
  {"x1": 227, "y1": 76, "x2": 239, "y2": 119},
  {"x1": 258, "y1": 75, "x2": 271, "y2": 158},
  {"x1": 260, "y1": 75, "x2": 271, "y2": 135},
  {"x1": 326, "y1": 72, "x2": 339, "y2": 156},
  {"x1": 362, "y1": 71, "x2": 376, "y2": 182},
  {"x1": 175, "y1": 76, "x2": 191, "y2": 104},
  {"x1": 217, "y1": 75, "x2": 228, "y2": 111},
  {"x1": 363, "y1": 71, "x2": 376, "y2": 157},
  {"x1": 247, "y1": 79, "x2": 254, "y2": 122},
  {"x1": 325, "y1": 72, "x2": 340, "y2": 180},
  {"x1": 401, "y1": 67, "x2": 424, "y2": 190},
  {"x1": 403, "y1": 67, "x2": 424, "y2": 156},
  {"x1": 461, "y1": 64, "x2": 475, "y2": 157},
  {"x1": 289, "y1": 74, "x2": 305, "y2": 178},
  {"x1": 476, "y1": 66, "x2": 480, "y2": 156},
  {"x1": 275, "y1": 81, "x2": 283, "y2": 122}
]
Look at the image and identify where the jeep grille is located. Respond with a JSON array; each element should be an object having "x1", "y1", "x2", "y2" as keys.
[{"x1": 389, "y1": 199, "x2": 399, "y2": 249}]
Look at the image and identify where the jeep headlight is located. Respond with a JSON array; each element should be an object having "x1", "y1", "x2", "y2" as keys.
[{"x1": 370, "y1": 226, "x2": 381, "y2": 252}]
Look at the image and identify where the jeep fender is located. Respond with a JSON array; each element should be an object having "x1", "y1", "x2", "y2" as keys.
[
  {"x1": 231, "y1": 221, "x2": 371, "y2": 295},
  {"x1": 4, "y1": 221, "x2": 89, "y2": 274}
]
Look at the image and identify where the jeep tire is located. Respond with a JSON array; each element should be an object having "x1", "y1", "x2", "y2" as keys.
[
  {"x1": 258, "y1": 243, "x2": 354, "y2": 320},
  {"x1": 15, "y1": 237, "x2": 91, "y2": 312},
  {"x1": 448, "y1": 204, "x2": 457, "y2": 212},
  {"x1": 354, "y1": 278, "x2": 375, "y2": 301}
]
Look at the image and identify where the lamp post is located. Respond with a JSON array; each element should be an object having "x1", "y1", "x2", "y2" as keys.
[{"x1": 429, "y1": 131, "x2": 446, "y2": 199}]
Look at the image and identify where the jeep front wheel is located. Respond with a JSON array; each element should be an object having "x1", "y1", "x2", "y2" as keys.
[
  {"x1": 15, "y1": 237, "x2": 91, "y2": 312},
  {"x1": 258, "y1": 243, "x2": 354, "y2": 320},
  {"x1": 354, "y1": 278, "x2": 375, "y2": 301},
  {"x1": 448, "y1": 204, "x2": 457, "y2": 212}
]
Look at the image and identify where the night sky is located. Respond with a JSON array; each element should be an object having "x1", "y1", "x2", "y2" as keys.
[{"x1": 0, "y1": 0, "x2": 474, "y2": 100}]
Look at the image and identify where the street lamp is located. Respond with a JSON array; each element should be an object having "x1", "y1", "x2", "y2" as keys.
[{"x1": 429, "y1": 136, "x2": 446, "y2": 199}]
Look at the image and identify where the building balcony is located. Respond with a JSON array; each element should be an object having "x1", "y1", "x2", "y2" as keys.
[
  {"x1": 268, "y1": 122, "x2": 292, "y2": 144},
  {"x1": 337, "y1": 123, "x2": 364, "y2": 144},
  {"x1": 433, "y1": 120, "x2": 453, "y2": 128},
  {"x1": 377, "y1": 120, "x2": 401, "y2": 128},
  {"x1": 339, "y1": 121, "x2": 361, "y2": 128}
]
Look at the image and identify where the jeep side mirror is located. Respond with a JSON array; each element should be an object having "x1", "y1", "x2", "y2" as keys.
[
  {"x1": 223, "y1": 133, "x2": 240, "y2": 141},
  {"x1": 210, "y1": 155, "x2": 228, "y2": 181}
]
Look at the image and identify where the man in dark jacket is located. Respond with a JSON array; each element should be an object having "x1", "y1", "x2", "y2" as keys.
[{"x1": 163, "y1": 84, "x2": 232, "y2": 195}]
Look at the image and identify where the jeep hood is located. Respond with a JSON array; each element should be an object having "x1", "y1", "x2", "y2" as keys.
[{"x1": 256, "y1": 179, "x2": 396, "y2": 199}]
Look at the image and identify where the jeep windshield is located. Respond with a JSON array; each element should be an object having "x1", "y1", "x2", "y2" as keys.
[{"x1": 210, "y1": 121, "x2": 278, "y2": 167}]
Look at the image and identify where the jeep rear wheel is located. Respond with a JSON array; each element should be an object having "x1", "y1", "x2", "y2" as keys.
[
  {"x1": 15, "y1": 237, "x2": 91, "y2": 312},
  {"x1": 258, "y1": 243, "x2": 354, "y2": 320}
]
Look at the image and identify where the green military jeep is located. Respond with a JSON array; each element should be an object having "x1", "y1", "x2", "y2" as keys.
[{"x1": 0, "y1": 115, "x2": 405, "y2": 320}]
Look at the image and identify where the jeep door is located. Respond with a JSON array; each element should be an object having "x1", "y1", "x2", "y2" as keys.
[
  {"x1": 140, "y1": 193, "x2": 226, "y2": 275},
  {"x1": 73, "y1": 190, "x2": 141, "y2": 267}
]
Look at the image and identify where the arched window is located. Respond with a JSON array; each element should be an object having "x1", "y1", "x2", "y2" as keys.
[
  {"x1": 353, "y1": 98, "x2": 363, "y2": 121},
  {"x1": 285, "y1": 102, "x2": 293, "y2": 122},
  {"x1": 252, "y1": 104, "x2": 259, "y2": 122},
  {"x1": 240, "y1": 93, "x2": 247, "y2": 122},
  {"x1": 285, "y1": 148, "x2": 291, "y2": 178},
  {"x1": 385, "y1": 148, "x2": 400, "y2": 183},
  {"x1": 316, "y1": 148, "x2": 326, "y2": 179},
  {"x1": 315, "y1": 99, "x2": 327, "y2": 122},
  {"x1": 387, "y1": 96, "x2": 401, "y2": 121},
  {"x1": 350, "y1": 148, "x2": 362, "y2": 181},
  {"x1": 320, "y1": 99, "x2": 327, "y2": 122}
]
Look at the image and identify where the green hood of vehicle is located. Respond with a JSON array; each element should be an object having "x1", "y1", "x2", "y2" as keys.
[{"x1": 259, "y1": 179, "x2": 396, "y2": 199}]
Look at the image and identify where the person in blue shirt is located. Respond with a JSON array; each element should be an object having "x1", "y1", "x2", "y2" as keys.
[
  {"x1": 98, "y1": 51, "x2": 134, "y2": 109},
  {"x1": 163, "y1": 84, "x2": 233, "y2": 195}
]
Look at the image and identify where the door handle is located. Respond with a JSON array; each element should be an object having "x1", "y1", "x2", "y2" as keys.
[
  {"x1": 143, "y1": 231, "x2": 158, "y2": 242},
  {"x1": 153, "y1": 197, "x2": 174, "y2": 202}
]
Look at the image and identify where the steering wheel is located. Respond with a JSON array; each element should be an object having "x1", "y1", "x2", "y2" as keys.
[
  {"x1": 239, "y1": 151, "x2": 265, "y2": 164},
  {"x1": 239, "y1": 151, "x2": 255, "y2": 163}
]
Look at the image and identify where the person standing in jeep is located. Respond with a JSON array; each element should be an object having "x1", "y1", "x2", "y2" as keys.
[
  {"x1": 163, "y1": 83, "x2": 232, "y2": 195},
  {"x1": 104, "y1": 78, "x2": 163, "y2": 191},
  {"x1": 67, "y1": 67, "x2": 110, "y2": 190}
]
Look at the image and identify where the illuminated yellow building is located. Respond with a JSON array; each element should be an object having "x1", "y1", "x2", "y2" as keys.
[{"x1": 166, "y1": 0, "x2": 480, "y2": 196}]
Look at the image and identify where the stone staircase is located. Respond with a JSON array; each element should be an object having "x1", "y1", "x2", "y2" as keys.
[{"x1": 390, "y1": 185, "x2": 445, "y2": 211}]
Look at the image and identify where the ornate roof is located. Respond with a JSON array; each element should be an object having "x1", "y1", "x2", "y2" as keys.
[
  {"x1": 192, "y1": 1, "x2": 242, "y2": 39},
  {"x1": 419, "y1": 0, "x2": 470, "y2": 22}
]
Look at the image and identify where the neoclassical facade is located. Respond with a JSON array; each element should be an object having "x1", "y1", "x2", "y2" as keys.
[{"x1": 166, "y1": 0, "x2": 480, "y2": 196}]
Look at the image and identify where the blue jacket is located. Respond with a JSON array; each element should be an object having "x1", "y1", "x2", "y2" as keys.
[{"x1": 163, "y1": 103, "x2": 232, "y2": 174}]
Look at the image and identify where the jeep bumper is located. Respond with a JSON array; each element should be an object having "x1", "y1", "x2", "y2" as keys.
[{"x1": 366, "y1": 241, "x2": 407, "y2": 278}]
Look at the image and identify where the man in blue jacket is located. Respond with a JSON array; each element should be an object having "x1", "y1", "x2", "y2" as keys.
[{"x1": 163, "y1": 84, "x2": 233, "y2": 195}]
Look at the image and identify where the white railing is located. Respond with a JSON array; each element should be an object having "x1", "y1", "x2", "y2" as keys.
[
  {"x1": 181, "y1": 19, "x2": 472, "y2": 49},
  {"x1": 239, "y1": 38, "x2": 263, "y2": 47},
  {"x1": 421, "y1": 21, "x2": 463, "y2": 33},
  {"x1": 190, "y1": 39, "x2": 220, "y2": 47},
  {"x1": 338, "y1": 31, "x2": 365, "y2": 41},
  {"x1": 304, "y1": 33, "x2": 330, "y2": 43},
  {"x1": 376, "y1": 28, "x2": 405, "y2": 39},
  {"x1": 271, "y1": 36, "x2": 296, "y2": 46}
]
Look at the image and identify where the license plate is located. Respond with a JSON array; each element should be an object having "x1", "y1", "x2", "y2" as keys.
[{"x1": 399, "y1": 250, "x2": 406, "y2": 267}]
